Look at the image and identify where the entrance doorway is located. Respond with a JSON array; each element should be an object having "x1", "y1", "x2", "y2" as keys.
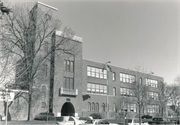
[{"x1": 61, "y1": 102, "x2": 75, "y2": 116}]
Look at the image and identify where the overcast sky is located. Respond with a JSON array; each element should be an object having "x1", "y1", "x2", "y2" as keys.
[{"x1": 10, "y1": 0, "x2": 179, "y2": 84}]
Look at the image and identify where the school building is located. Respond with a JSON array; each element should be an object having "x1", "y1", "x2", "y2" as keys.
[{"x1": 7, "y1": 2, "x2": 165, "y2": 120}]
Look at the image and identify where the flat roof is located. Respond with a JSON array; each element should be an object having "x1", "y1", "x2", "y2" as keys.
[
  {"x1": 56, "y1": 30, "x2": 83, "y2": 42},
  {"x1": 37, "y1": 1, "x2": 58, "y2": 11}
]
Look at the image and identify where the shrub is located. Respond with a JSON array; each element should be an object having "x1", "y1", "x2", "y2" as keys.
[
  {"x1": 39, "y1": 112, "x2": 54, "y2": 116},
  {"x1": 90, "y1": 113, "x2": 102, "y2": 119},
  {"x1": 34, "y1": 113, "x2": 56, "y2": 121}
]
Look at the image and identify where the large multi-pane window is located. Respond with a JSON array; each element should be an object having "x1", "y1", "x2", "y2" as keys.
[
  {"x1": 87, "y1": 83, "x2": 107, "y2": 95},
  {"x1": 64, "y1": 60, "x2": 74, "y2": 72},
  {"x1": 146, "y1": 79, "x2": 158, "y2": 88},
  {"x1": 147, "y1": 105, "x2": 159, "y2": 113},
  {"x1": 120, "y1": 88, "x2": 135, "y2": 96},
  {"x1": 63, "y1": 77, "x2": 74, "y2": 89},
  {"x1": 120, "y1": 73, "x2": 135, "y2": 83},
  {"x1": 123, "y1": 103, "x2": 136, "y2": 112},
  {"x1": 87, "y1": 66, "x2": 107, "y2": 79},
  {"x1": 147, "y1": 91, "x2": 158, "y2": 100}
]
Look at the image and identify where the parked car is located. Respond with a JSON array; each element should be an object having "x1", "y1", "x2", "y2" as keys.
[
  {"x1": 57, "y1": 116, "x2": 85, "y2": 125},
  {"x1": 80, "y1": 119, "x2": 119, "y2": 125},
  {"x1": 79, "y1": 116, "x2": 93, "y2": 123},
  {"x1": 125, "y1": 118, "x2": 149, "y2": 125},
  {"x1": 148, "y1": 117, "x2": 174, "y2": 125}
]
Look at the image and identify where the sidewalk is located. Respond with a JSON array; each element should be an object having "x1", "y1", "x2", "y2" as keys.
[{"x1": 0, "y1": 120, "x2": 58, "y2": 125}]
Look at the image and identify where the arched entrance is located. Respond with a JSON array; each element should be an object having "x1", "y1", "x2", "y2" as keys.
[{"x1": 61, "y1": 102, "x2": 75, "y2": 116}]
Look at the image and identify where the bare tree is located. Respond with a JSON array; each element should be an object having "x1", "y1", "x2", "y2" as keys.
[
  {"x1": 158, "y1": 81, "x2": 177, "y2": 117},
  {"x1": 0, "y1": 2, "x2": 79, "y2": 120},
  {"x1": 0, "y1": 54, "x2": 15, "y2": 87},
  {"x1": 112, "y1": 66, "x2": 149, "y2": 125},
  {"x1": 167, "y1": 82, "x2": 180, "y2": 120},
  {"x1": 125, "y1": 66, "x2": 150, "y2": 125},
  {"x1": 113, "y1": 96, "x2": 136, "y2": 124}
]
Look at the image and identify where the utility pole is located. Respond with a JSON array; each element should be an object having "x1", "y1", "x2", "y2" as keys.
[{"x1": 104, "y1": 61, "x2": 111, "y2": 119}]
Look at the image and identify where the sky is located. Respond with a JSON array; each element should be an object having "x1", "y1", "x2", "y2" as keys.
[{"x1": 9, "y1": 0, "x2": 179, "y2": 84}]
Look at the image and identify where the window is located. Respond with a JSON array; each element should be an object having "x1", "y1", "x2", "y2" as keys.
[
  {"x1": 147, "y1": 105, "x2": 159, "y2": 113},
  {"x1": 139, "y1": 78, "x2": 142, "y2": 85},
  {"x1": 63, "y1": 77, "x2": 66, "y2": 88},
  {"x1": 96, "y1": 85, "x2": 100, "y2": 93},
  {"x1": 87, "y1": 83, "x2": 91, "y2": 93},
  {"x1": 87, "y1": 102, "x2": 91, "y2": 111},
  {"x1": 120, "y1": 73, "x2": 135, "y2": 83},
  {"x1": 87, "y1": 83, "x2": 107, "y2": 95},
  {"x1": 147, "y1": 91, "x2": 158, "y2": 100},
  {"x1": 63, "y1": 77, "x2": 74, "y2": 89},
  {"x1": 123, "y1": 103, "x2": 136, "y2": 112},
  {"x1": 70, "y1": 61, "x2": 74, "y2": 72},
  {"x1": 104, "y1": 86, "x2": 107, "y2": 94},
  {"x1": 92, "y1": 102, "x2": 95, "y2": 111},
  {"x1": 87, "y1": 66, "x2": 107, "y2": 79},
  {"x1": 120, "y1": 88, "x2": 135, "y2": 96},
  {"x1": 67, "y1": 60, "x2": 70, "y2": 71},
  {"x1": 44, "y1": 41, "x2": 49, "y2": 53},
  {"x1": 88, "y1": 102, "x2": 99, "y2": 112},
  {"x1": 113, "y1": 103, "x2": 116, "y2": 112},
  {"x1": 41, "y1": 102, "x2": 46, "y2": 109},
  {"x1": 112, "y1": 72, "x2": 116, "y2": 81},
  {"x1": 113, "y1": 87, "x2": 116, "y2": 96},
  {"x1": 128, "y1": 103, "x2": 136, "y2": 112},
  {"x1": 41, "y1": 85, "x2": 46, "y2": 98},
  {"x1": 95, "y1": 103, "x2": 99, "y2": 111},
  {"x1": 146, "y1": 79, "x2": 158, "y2": 88},
  {"x1": 64, "y1": 60, "x2": 66, "y2": 70},
  {"x1": 41, "y1": 64, "x2": 48, "y2": 76},
  {"x1": 102, "y1": 103, "x2": 106, "y2": 111},
  {"x1": 64, "y1": 60, "x2": 74, "y2": 72},
  {"x1": 70, "y1": 78, "x2": 74, "y2": 89}
]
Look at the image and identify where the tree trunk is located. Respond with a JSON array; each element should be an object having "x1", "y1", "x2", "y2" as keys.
[
  {"x1": 3, "y1": 101, "x2": 11, "y2": 121},
  {"x1": 27, "y1": 80, "x2": 32, "y2": 121},
  {"x1": 161, "y1": 107, "x2": 163, "y2": 117},
  {"x1": 49, "y1": 32, "x2": 55, "y2": 113},
  {"x1": 27, "y1": 95, "x2": 31, "y2": 121},
  {"x1": 139, "y1": 104, "x2": 141, "y2": 125}
]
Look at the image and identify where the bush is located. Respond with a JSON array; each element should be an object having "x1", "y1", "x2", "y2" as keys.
[
  {"x1": 34, "y1": 114, "x2": 56, "y2": 121},
  {"x1": 90, "y1": 113, "x2": 102, "y2": 119},
  {"x1": 39, "y1": 112, "x2": 54, "y2": 116}
]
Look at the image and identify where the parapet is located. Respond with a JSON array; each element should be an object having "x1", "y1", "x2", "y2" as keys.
[{"x1": 56, "y1": 30, "x2": 83, "y2": 42}]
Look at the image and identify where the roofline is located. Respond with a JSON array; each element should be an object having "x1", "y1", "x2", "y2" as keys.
[
  {"x1": 56, "y1": 30, "x2": 83, "y2": 42},
  {"x1": 37, "y1": 1, "x2": 58, "y2": 11}
]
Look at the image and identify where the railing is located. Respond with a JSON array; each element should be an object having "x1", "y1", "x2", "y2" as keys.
[{"x1": 59, "y1": 87, "x2": 78, "y2": 96}]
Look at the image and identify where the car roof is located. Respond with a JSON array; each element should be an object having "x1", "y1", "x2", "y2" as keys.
[
  {"x1": 106, "y1": 119, "x2": 122, "y2": 123},
  {"x1": 79, "y1": 117, "x2": 93, "y2": 120}
]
